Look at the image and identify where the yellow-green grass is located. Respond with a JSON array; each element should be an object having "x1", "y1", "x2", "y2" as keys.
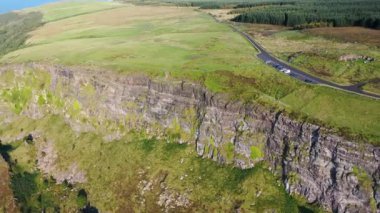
[
  {"x1": 306, "y1": 27, "x2": 380, "y2": 47},
  {"x1": 281, "y1": 86, "x2": 380, "y2": 142},
  {"x1": 6, "y1": 5, "x2": 264, "y2": 76},
  {"x1": 25, "y1": 0, "x2": 123, "y2": 22},
  {"x1": 363, "y1": 80, "x2": 380, "y2": 95},
  {"x1": 1, "y1": 2, "x2": 380, "y2": 144}
]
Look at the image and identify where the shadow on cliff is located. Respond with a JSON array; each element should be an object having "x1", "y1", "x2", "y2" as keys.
[{"x1": 0, "y1": 141, "x2": 14, "y2": 164}]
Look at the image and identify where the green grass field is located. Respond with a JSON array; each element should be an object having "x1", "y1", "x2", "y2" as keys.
[
  {"x1": 0, "y1": 2, "x2": 379, "y2": 144},
  {"x1": 26, "y1": 1, "x2": 122, "y2": 22},
  {"x1": 7, "y1": 5, "x2": 265, "y2": 76}
]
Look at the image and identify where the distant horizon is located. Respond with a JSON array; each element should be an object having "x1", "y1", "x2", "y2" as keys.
[
  {"x1": 0, "y1": 0, "x2": 114, "y2": 14},
  {"x1": 0, "y1": 0, "x2": 58, "y2": 14}
]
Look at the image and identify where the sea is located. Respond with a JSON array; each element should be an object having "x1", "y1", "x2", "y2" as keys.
[{"x1": 0, "y1": 0, "x2": 58, "y2": 14}]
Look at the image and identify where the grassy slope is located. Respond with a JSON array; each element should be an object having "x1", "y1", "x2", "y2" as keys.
[
  {"x1": 282, "y1": 86, "x2": 380, "y2": 141},
  {"x1": 26, "y1": 1, "x2": 122, "y2": 22},
  {"x1": 8, "y1": 5, "x2": 265, "y2": 75},
  {"x1": 0, "y1": 12, "x2": 42, "y2": 56},
  {"x1": 0, "y1": 2, "x2": 379, "y2": 144}
]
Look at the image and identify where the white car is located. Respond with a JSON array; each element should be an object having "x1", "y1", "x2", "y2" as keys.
[{"x1": 284, "y1": 69, "x2": 291, "y2": 74}]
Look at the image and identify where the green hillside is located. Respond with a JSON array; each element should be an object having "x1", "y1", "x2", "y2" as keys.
[
  {"x1": 1, "y1": 2, "x2": 379, "y2": 144},
  {"x1": 0, "y1": 1, "x2": 379, "y2": 212}
]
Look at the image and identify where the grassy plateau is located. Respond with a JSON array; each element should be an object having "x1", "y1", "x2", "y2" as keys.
[{"x1": 0, "y1": 1, "x2": 379, "y2": 144}]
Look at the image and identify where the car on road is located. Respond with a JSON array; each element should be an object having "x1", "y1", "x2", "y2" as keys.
[{"x1": 275, "y1": 65, "x2": 283, "y2": 70}]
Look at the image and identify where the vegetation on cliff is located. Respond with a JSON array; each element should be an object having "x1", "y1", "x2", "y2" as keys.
[{"x1": 0, "y1": 113, "x2": 320, "y2": 212}]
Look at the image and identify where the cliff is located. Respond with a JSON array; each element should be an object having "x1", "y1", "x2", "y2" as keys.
[
  {"x1": 0, "y1": 156, "x2": 17, "y2": 212},
  {"x1": 2, "y1": 64, "x2": 379, "y2": 212}
]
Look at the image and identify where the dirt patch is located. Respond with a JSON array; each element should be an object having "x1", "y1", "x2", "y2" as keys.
[
  {"x1": 305, "y1": 27, "x2": 380, "y2": 47},
  {"x1": 214, "y1": 70, "x2": 256, "y2": 85},
  {"x1": 310, "y1": 66, "x2": 333, "y2": 77},
  {"x1": 203, "y1": 9, "x2": 236, "y2": 21},
  {"x1": 243, "y1": 23, "x2": 290, "y2": 37}
]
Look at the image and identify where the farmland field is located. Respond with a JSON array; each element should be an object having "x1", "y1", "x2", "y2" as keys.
[
  {"x1": 4, "y1": 5, "x2": 266, "y2": 77},
  {"x1": 25, "y1": 1, "x2": 122, "y2": 22}
]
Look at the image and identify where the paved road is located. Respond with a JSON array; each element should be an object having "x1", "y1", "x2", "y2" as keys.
[{"x1": 230, "y1": 25, "x2": 380, "y2": 100}]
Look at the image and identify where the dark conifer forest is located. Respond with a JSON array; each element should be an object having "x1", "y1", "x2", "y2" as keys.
[
  {"x1": 142, "y1": 0, "x2": 380, "y2": 29},
  {"x1": 232, "y1": 0, "x2": 380, "y2": 29}
]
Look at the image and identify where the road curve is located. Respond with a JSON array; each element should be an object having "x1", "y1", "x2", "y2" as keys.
[{"x1": 229, "y1": 25, "x2": 380, "y2": 100}]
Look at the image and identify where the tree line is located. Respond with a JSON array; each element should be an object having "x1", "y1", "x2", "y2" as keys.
[
  {"x1": 126, "y1": 0, "x2": 380, "y2": 29},
  {"x1": 124, "y1": 0, "x2": 297, "y2": 9},
  {"x1": 232, "y1": 0, "x2": 380, "y2": 29}
]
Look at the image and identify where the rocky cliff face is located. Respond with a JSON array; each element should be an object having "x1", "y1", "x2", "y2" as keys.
[
  {"x1": 0, "y1": 156, "x2": 17, "y2": 212},
  {"x1": 2, "y1": 64, "x2": 380, "y2": 212}
]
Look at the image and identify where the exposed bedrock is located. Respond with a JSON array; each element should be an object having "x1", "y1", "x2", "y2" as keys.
[{"x1": 3, "y1": 64, "x2": 380, "y2": 212}]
